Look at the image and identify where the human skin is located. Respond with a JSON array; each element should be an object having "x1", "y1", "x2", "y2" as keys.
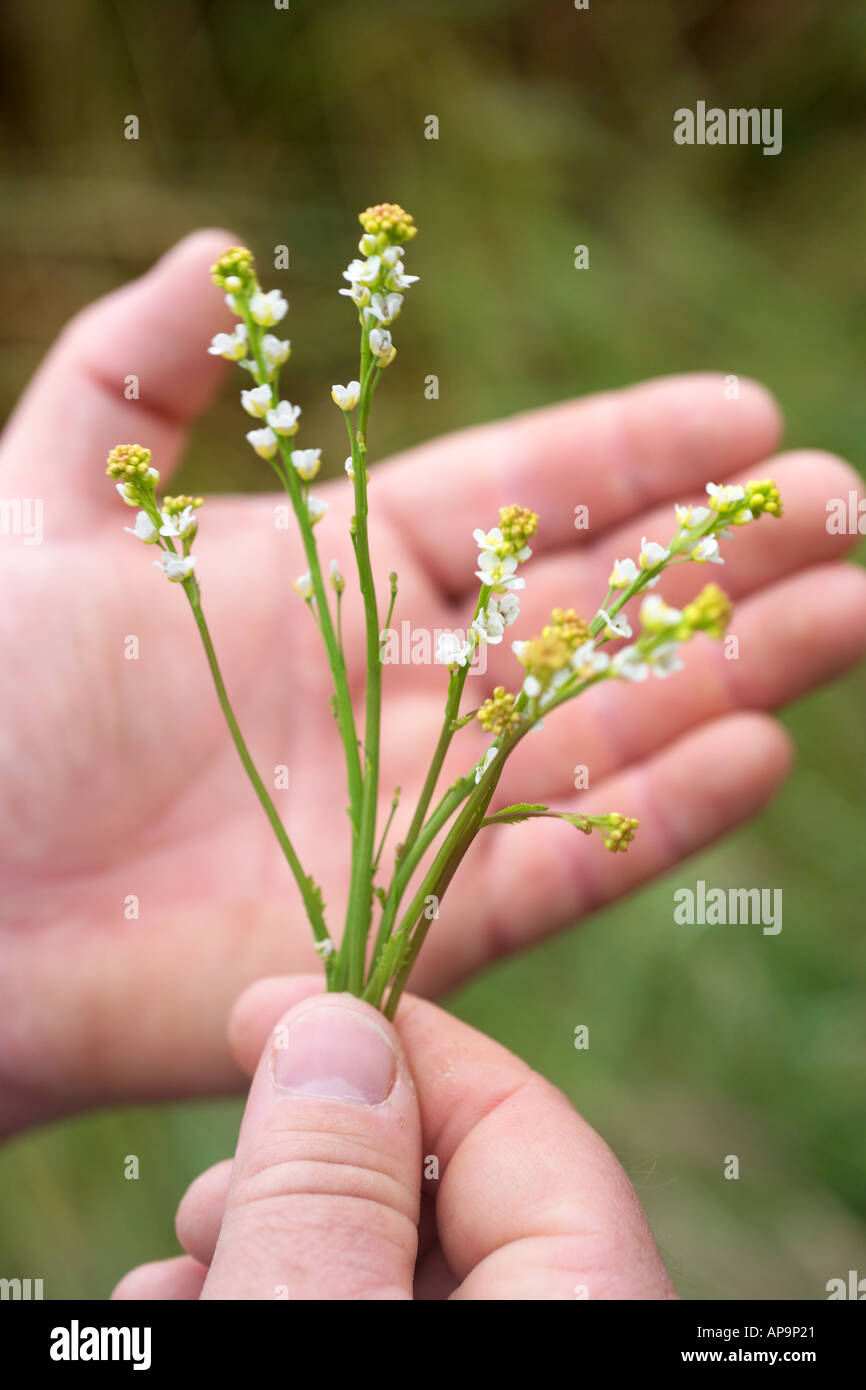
[
  {"x1": 1, "y1": 230, "x2": 865, "y2": 1136},
  {"x1": 113, "y1": 978, "x2": 678, "y2": 1300}
]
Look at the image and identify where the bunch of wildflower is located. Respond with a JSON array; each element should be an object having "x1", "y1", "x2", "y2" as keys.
[
  {"x1": 477, "y1": 687, "x2": 521, "y2": 737},
  {"x1": 338, "y1": 202, "x2": 419, "y2": 370},
  {"x1": 104, "y1": 203, "x2": 785, "y2": 1019}
]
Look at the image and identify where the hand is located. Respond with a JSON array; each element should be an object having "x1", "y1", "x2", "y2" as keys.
[
  {"x1": 113, "y1": 976, "x2": 677, "y2": 1300},
  {"x1": 2, "y1": 232, "x2": 864, "y2": 1134}
]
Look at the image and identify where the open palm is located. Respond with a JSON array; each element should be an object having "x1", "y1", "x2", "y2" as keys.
[{"x1": 2, "y1": 231, "x2": 864, "y2": 1136}]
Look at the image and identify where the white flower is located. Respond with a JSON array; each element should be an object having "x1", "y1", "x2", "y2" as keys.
[
  {"x1": 571, "y1": 640, "x2": 610, "y2": 676},
  {"x1": 640, "y1": 594, "x2": 683, "y2": 631},
  {"x1": 382, "y1": 246, "x2": 401, "y2": 266},
  {"x1": 153, "y1": 552, "x2": 195, "y2": 583},
  {"x1": 246, "y1": 427, "x2": 279, "y2": 459},
  {"x1": 639, "y1": 537, "x2": 670, "y2": 571},
  {"x1": 366, "y1": 292, "x2": 403, "y2": 325},
  {"x1": 329, "y1": 558, "x2": 345, "y2": 593},
  {"x1": 473, "y1": 526, "x2": 505, "y2": 555},
  {"x1": 474, "y1": 747, "x2": 498, "y2": 784},
  {"x1": 115, "y1": 481, "x2": 138, "y2": 506},
  {"x1": 343, "y1": 256, "x2": 381, "y2": 287},
  {"x1": 691, "y1": 537, "x2": 724, "y2": 564},
  {"x1": 123, "y1": 510, "x2": 158, "y2": 544},
  {"x1": 331, "y1": 381, "x2": 361, "y2": 411},
  {"x1": 436, "y1": 631, "x2": 472, "y2": 667},
  {"x1": 611, "y1": 645, "x2": 649, "y2": 682},
  {"x1": 369, "y1": 327, "x2": 393, "y2": 358},
  {"x1": 249, "y1": 289, "x2": 288, "y2": 327},
  {"x1": 475, "y1": 551, "x2": 525, "y2": 593},
  {"x1": 291, "y1": 448, "x2": 322, "y2": 481},
  {"x1": 261, "y1": 334, "x2": 291, "y2": 369},
  {"x1": 339, "y1": 282, "x2": 368, "y2": 308},
  {"x1": 706, "y1": 483, "x2": 746, "y2": 508},
  {"x1": 649, "y1": 642, "x2": 684, "y2": 679},
  {"x1": 266, "y1": 400, "x2": 302, "y2": 436},
  {"x1": 159, "y1": 506, "x2": 197, "y2": 540},
  {"x1": 223, "y1": 275, "x2": 242, "y2": 293},
  {"x1": 293, "y1": 570, "x2": 314, "y2": 600},
  {"x1": 609, "y1": 557, "x2": 639, "y2": 590},
  {"x1": 489, "y1": 592, "x2": 520, "y2": 626},
  {"x1": 240, "y1": 384, "x2": 273, "y2": 418},
  {"x1": 344, "y1": 456, "x2": 355, "y2": 481},
  {"x1": 207, "y1": 324, "x2": 248, "y2": 360},
  {"x1": 472, "y1": 607, "x2": 506, "y2": 645},
  {"x1": 306, "y1": 496, "x2": 328, "y2": 525},
  {"x1": 511, "y1": 639, "x2": 528, "y2": 659},
  {"x1": 385, "y1": 260, "x2": 419, "y2": 291},
  {"x1": 596, "y1": 607, "x2": 632, "y2": 640},
  {"x1": 675, "y1": 503, "x2": 711, "y2": 528},
  {"x1": 522, "y1": 674, "x2": 542, "y2": 699}
]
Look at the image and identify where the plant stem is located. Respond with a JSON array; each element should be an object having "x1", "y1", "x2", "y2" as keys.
[
  {"x1": 184, "y1": 582, "x2": 332, "y2": 955},
  {"x1": 341, "y1": 331, "x2": 383, "y2": 992},
  {"x1": 374, "y1": 752, "x2": 507, "y2": 1015},
  {"x1": 367, "y1": 585, "x2": 491, "y2": 979},
  {"x1": 240, "y1": 302, "x2": 364, "y2": 833}
]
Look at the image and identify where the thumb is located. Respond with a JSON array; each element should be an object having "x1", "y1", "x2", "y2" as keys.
[{"x1": 201, "y1": 994, "x2": 421, "y2": 1301}]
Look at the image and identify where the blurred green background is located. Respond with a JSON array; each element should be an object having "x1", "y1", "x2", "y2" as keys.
[{"x1": 1, "y1": 0, "x2": 865, "y2": 1300}]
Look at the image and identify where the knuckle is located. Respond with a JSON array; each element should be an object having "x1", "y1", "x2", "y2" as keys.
[{"x1": 232, "y1": 1130, "x2": 418, "y2": 1226}]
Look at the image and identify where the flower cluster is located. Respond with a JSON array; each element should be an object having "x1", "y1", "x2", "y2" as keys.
[
  {"x1": 477, "y1": 686, "x2": 521, "y2": 737},
  {"x1": 436, "y1": 507, "x2": 536, "y2": 669},
  {"x1": 586, "y1": 812, "x2": 640, "y2": 853},
  {"x1": 338, "y1": 203, "x2": 419, "y2": 368},
  {"x1": 206, "y1": 248, "x2": 314, "y2": 477},
  {"x1": 102, "y1": 205, "x2": 788, "y2": 1019},
  {"x1": 107, "y1": 446, "x2": 201, "y2": 583},
  {"x1": 514, "y1": 608, "x2": 598, "y2": 703},
  {"x1": 106, "y1": 443, "x2": 159, "y2": 504}
]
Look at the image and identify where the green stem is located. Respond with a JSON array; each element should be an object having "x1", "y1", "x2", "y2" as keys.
[
  {"x1": 366, "y1": 585, "x2": 491, "y2": 979},
  {"x1": 373, "y1": 750, "x2": 508, "y2": 1015},
  {"x1": 240, "y1": 301, "x2": 364, "y2": 832},
  {"x1": 185, "y1": 582, "x2": 332, "y2": 956},
  {"x1": 341, "y1": 332, "x2": 383, "y2": 992},
  {"x1": 373, "y1": 788, "x2": 401, "y2": 876}
]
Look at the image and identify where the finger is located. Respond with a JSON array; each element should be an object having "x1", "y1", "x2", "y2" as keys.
[
  {"x1": 494, "y1": 562, "x2": 866, "y2": 804},
  {"x1": 227, "y1": 975, "x2": 323, "y2": 1078},
  {"x1": 0, "y1": 230, "x2": 237, "y2": 522},
  {"x1": 376, "y1": 374, "x2": 782, "y2": 593},
  {"x1": 202, "y1": 994, "x2": 421, "y2": 1300},
  {"x1": 400, "y1": 1003, "x2": 674, "y2": 1299},
  {"x1": 518, "y1": 449, "x2": 863, "y2": 627},
  {"x1": 111, "y1": 1254, "x2": 208, "y2": 1301},
  {"x1": 175, "y1": 1158, "x2": 233, "y2": 1267},
  {"x1": 466, "y1": 711, "x2": 793, "y2": 970},
  {"x1": 227, "y1": 719, "x2": 788, "y2": 998},
  {"x1": 229, "y1": 986, "x2": 674, "y2": 1298}
]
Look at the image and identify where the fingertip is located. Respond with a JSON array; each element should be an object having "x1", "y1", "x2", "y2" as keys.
[
  {"x1": 147, "y1": 228, "x2": 245, "y2": 283},
  {"x1": 727, "y1": 375, "x2": 785, "y2": 455},
  {"x1": 175, "y1": 1158, "x2": 234, "y2": 1267},
  {"x1": 735, "y1": 709, "x2": 796, "y2": 787},
  {"x1": 111, "y1": 1255, "x2": 207, "y2": 1301}
]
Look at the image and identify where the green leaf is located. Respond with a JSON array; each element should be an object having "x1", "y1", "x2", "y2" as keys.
[
  {"x1": 481, "y1": 805, "x2": 592, "y2": 835},
  {"x1": 481, "y1": 802, "x2": 549, "y2": 826}
]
